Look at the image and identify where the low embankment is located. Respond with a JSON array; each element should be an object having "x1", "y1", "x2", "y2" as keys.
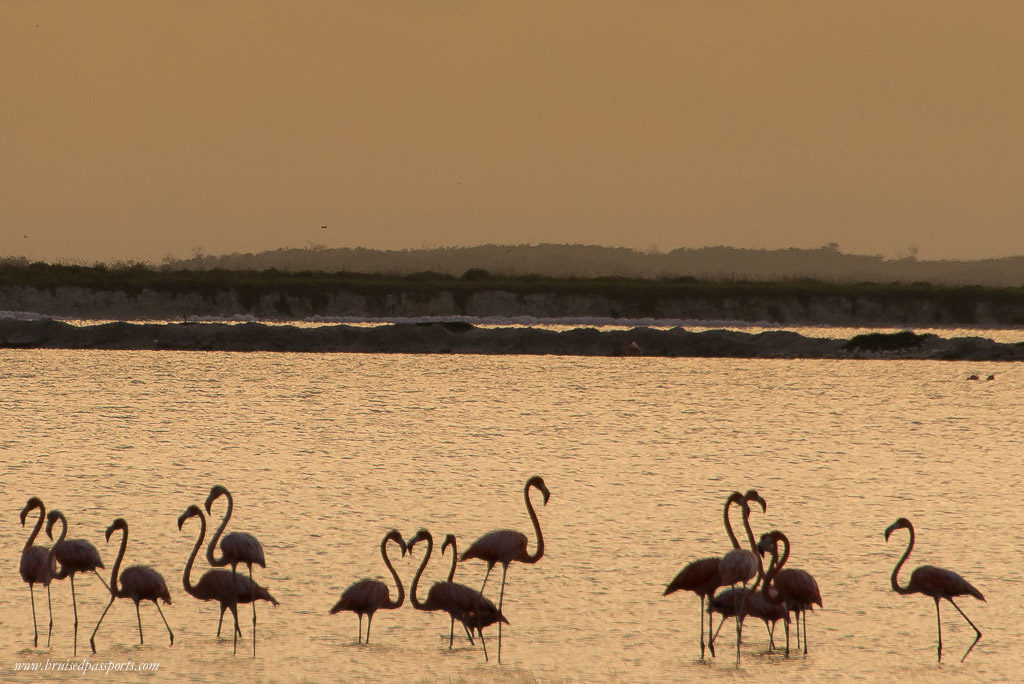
[{"x1": 2, "y1": 319, "x2": 1022, "y2": 360}]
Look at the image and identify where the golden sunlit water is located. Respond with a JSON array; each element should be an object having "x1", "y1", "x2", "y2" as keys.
[{"x1": 1, "y1": 349, "x2": 1022, "y2": 682}]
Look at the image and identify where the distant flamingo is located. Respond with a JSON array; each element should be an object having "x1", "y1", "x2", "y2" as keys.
[
  {"x1": 329, "y1": 529, "x2": 407, "y2": 644},
  {"x1": 885, "y1": 517, "x2": 984, "y2": 662},
  {"x1": 19, "y1": 497, "x2": 55, "y2": 648},
  {"x1": 460, "y1": 475, "x2": 549, "y2": 662},
  {"x1": 205, "y1": 485, "x2": 267, "y2": 656},
  {"x1": 45, "y1": 510, "x2": 107, "y2": 656},
  {"x1": 664, "y1": 489, "x2": 765, "y2": 659},
  {"x1": 89, "y1": 518, "x2": 173, "y2": 653},
  {"x1": 757, "y1": 530, "x2": 822, "y2": 655},
  {"x1": 177, "y1": 505, "x2": 278, "y2": 647},
  {"x1": 409, "y1": 529, "x2": 507, "y2": 662}
]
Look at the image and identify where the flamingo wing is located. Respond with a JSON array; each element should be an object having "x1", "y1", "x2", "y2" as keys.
[
  {"x1": 120, "y1": 565, "x2": 172, "y2": 604},
  {"x1": 331, "y1": 579, "x2": 389, "y2": 614},
  {"x1": 665, "y1": 556, "x2": 720, "y2": 596},
  {"x1": 221, "y1": 532, "x2": 265, "y2": 567},
  {"x1": 460, "y1": 530, "x2": 528, "y2": 565},
  {"x1": 910, "y1": 565, "x2": 984, "y2": 602}
]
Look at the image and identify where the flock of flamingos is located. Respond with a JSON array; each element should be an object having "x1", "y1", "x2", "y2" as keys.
[{"x1": 18, "y1": 477, "x2": 985, "y2": 667}]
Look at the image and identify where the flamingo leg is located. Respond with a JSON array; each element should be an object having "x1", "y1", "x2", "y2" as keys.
[
  {"x1": 698, "y1": 595, "x2": 706, "y2": 658},
  {"x1": 46, "y1": 584, "x2": 53, "y2": 648},
  {"x1": 29, "y1": 583, "x2": 39, "y2": 647},
  {"x1": 365, "y1": 613, "x2": 373, "y2": 644},
  {"x1": 497, "y1": 564, "x2": 509, "y2": 663},
  {"x1": 93, "y1": 568, "x2": 111, "y2": 593},
  {"x1": 136, "y1": 602, "x2": 145, "y2": 645},
  {"x1": 479, "y1": 627, "x2": 488, "y2": 662},
  {"x1": 802, "y1": 610, "x2": 809, "y2": 654},
  {"x1": 736, "y1": 592, "x2": 751, "y2": 666},
  {"x1": 357, "y1": 614, "x2": 363, "y2": 644},
  {"x1": 784, "y1": 617, "x2": 791, "y2": 657},
  {"x1": 71, "y1": 574, "x2": 79, "y2": 656},
  {"x1": 707, "y1": 602, "x2": 716, "y2": 657},
  {"x1": 249, "y1": 564, "x2": 257, "y2": 657},
  {"x1": 464, "y1": 622, "x2": 475, "y2": 645},
  {"x1": 155, "y1": 602, "x2": 173, "y2": 646},
  {"x1": 90, "y1": 596, "x2": 116, "y2": 654},
  {"x1": 217, "y1": 604, "x2": 226, "y2": 637},
  {"x1": 795, "y1": 609, "x2": 801, "y2": 652},
  {"x1": 230, "y1": 565, "x2": 239, "y2": 655},
  {"x1": 934, "y1": 598, "x2": 943, "y2": 662},
  {"x1": 479, "y1": 564, "x2": 493, "y2": 594},
  {"x1": 766, "y1": 620, "x2": 776, "y2": 650},
  {"x1": 448, "y1": 617, "x2": 455, "y2": 648},
  {"x1": 948, "y1": 598, "x2": 982, "y2": 663}
]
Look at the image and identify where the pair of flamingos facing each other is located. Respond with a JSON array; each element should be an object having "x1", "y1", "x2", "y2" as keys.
[
  {"x1": 662, "y1": 491, "x2": 984, "y2": 664},
  {"x1": 18, "y1": 486, "x2": 275, "y2": 658},
  {"x1": 663, "y1": 489, "x2": 823, "y2": 665},
  {"x1": 329, "y1": 476, "x2": 550, "y2": 663}
]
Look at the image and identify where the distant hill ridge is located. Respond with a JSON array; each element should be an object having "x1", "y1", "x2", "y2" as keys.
[{"x1": 164, "y1": 244, "x2": 1024, "y2": 287}]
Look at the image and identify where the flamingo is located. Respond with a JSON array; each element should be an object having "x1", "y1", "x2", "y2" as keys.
[
  {"x1": 409, "y1": 529, "x2": 507, "y2": 662},
  {"x1": 757, "y1": 530, "x2": 822, "y2": 655},
  {"x1": 89, "y1": 518, "x2": 173, "y2": 653},
  {"x1": 441, "y1": 533, "x2": 479, "y2": 648},
  {"x1": 707, "y1": 489, "x2": 767, "y2": 661},
  {"x1": 884, "y1": 517, "x2": 984, "y2": 663},
  {"x1": 177, "y1": 505, "x2": 278, "y2": 646},
  {"x1": 45, "y1": 510, "x2": 107, "y2": 656},
  {"x1": 663, "y1": 489, "x2": 765, "y2": 659},
  {"x1": 460, "y1": 475, "x2": 549, "y2": 662},
  {"x1": 205, "y1": 485, "x2": 268, "y2": 656},
  {"x1": 19, "y1": 497, "x2": 55, "y2": 648},
  {"x1": 329, "y1": 529, "x2": 407, "y2": 644}
]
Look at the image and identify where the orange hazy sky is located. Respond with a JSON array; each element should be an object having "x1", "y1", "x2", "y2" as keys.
[{"x1": 2, "y1": 2, "x2": 1022, "y2": 263}]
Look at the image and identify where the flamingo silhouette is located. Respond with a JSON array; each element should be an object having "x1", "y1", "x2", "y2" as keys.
[
  {"x1": 20, "y1": 497, "x2": 55, "y2": 648},
  {"x1": 707, "y1": 490, "x2": 766, "y2": 661},
  {"x1": 664, "y1": 489, "x2": 765, "y2": 659},
  {"x1": 885, "y1": 517, "x2": 984, "y2": 662},
  {"x1": 177, "y1": 505, "x2": 278, "y2": 647},
  {"x1": 757, "y1": 530, "x2": 822, "y2": 655},
  {"x1": 761, "y1": 532, "x2": 823, "y2": 655},
  {"x1": 460, "y1": 475, "x2": 549, "y2": 662},
  {"x1": 45, "y1": 510, "x2": 107, "y2": 656},
  {"x1": 441, "y1": 533, "x2": 479, "y2": 648},
  {"x1": 205, "y1": 485, "x2": 267, "y2": 656},
  {"x1": 329, "y1": 529, "x2": 407, "y2": 644},
  {"x1": 409, "y1": 529, "x2": 507, "y2": 662},
  {"x1": 90, "y1": 518, "x2": 173, "y2": 653}
]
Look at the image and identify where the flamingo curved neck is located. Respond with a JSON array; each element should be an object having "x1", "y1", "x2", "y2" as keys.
[
  {"x1": 183, "y1": 515, "x2": 206, "y2": 598},
  {"x1": 24, "y1": 504, "x2": 44, "y2": 553},
  {"x1": 381, "y1": 535, "x2": 404, "y2": 609},
  {"x1": 444, "y1": 539, "x2": 457, "y2": 583},
  {"x1": 762, "y1": 533, "x2": 789, "y2": 601},
  {"x1": 723, "y1": 495, "x2": 741, "y2": 550},
  {"x1": 741, "y1": 507, "x2": 762, "y2": 578},
  {"x1": 524, "y1": 482, "x2": 545, "y2": 563},
  {"x1": 109, "y1": 525, "x2": 127, "y2": 597},
  {"x1": 890, "y1": 526, "x2": 915, "y2": 595},
  {"x1": 409, "y1": 535, "x2": 432, "y2": 610},
  {"x1": 206, "y1": 491, "x2": 232, "y2": 567},
  {"x1": 48, "y1": 513, "x2": 69, "y2": 578}
]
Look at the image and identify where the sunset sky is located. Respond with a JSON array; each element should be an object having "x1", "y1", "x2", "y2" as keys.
[{"x1": 3, "y1": 2, "x2": 1022, "y2": 264}]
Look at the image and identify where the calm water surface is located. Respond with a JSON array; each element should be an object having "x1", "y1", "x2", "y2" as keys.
[{"x1": 1, "y1": 350, "x2": 1022, "y2": 682}]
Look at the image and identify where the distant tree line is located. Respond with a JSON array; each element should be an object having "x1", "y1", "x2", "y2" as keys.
[{"x1": 143, "y1": 244, "x2": 1024, "y2": 287}]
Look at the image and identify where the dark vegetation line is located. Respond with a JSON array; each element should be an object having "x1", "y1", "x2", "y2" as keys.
[{"x1": 2, "y1": 260, "x2": 1024, "y2": 309}]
